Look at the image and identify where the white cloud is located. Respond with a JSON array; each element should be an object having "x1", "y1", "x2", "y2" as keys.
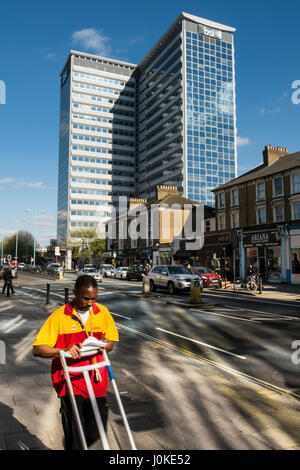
[
  {"x1": 260, "y1": 107, "x2": 282, "y2": 115},
  {"x1": 0, "y1": 178, "x2": 15, "y2": 184},
  {"x1": 237, "y1": 136, "x2": 251, "y2": 147},
  {"x1": 45, "y1": 52, "x2": 57, "y2": 60},
  {"x1": 72, "y1": 28, "x2": 111, "y2": 56}
]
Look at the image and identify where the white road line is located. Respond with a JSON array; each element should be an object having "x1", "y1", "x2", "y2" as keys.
[
  {"x1": 156, "y1": 327, "x2": 247, "y2": 360},
  {"x1": 110, "y1": 312, "x2": 132, "y2": 320},
  {"x1": 191, "y1": 308, "x2": 261, "y2": 324},
  {"x1": 227, "y1": 305, "x2": 299, "y2": 321}
]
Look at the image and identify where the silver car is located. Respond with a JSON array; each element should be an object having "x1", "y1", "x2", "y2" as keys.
[
  {"x1": 114, "y1": 267, "x2": 128, "y2": 279},
  {"x1": 78, "y1": 268, "x2": 103, "y2": 282},
  {"x1": 100, "y1": 264, "x2": 115, "y2": 277},
  {"x1": 149, "y1": 265, "x2": 203, "y2": 295}
]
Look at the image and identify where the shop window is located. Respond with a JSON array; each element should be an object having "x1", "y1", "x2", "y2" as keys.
[{"x1": 292, "y1": 250, "x2": 300, "y2": 274}]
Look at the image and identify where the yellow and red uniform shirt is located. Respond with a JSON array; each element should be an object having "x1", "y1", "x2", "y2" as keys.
[{"x1": 33, "y1": 301, "x2": 119, "y2": 398}]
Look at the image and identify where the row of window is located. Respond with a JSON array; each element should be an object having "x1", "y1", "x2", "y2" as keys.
[
  {"x1": 217, "y1": 202, "x2": 300, "y2": 230},
  {"x1": 71, "y1": 177, "x2": 134, "y2": 187},
  {"x1": 73, "y1": 72, "x2": 134, "y2": 88},
  {"x1": 218, "y1": 174, "x2": 300, "y2": 209},
  {"x1": 71, "y1": 210, "x2": 109, "y2": 217},
  {"x1": 73, "y1": 124, "x2": 134, "y2": 137},
  {"x1": 72, "y1": 145, "x2": 134, "y2": 157},
  {"x1": 73, "y1": 82, "x2": 135, "y2": 98},
  {"x1": 73, "y1": 103, "x2": 135, "y2": 118},
  {"x1": 72, "y1": 166, "x2": 133, "y2": 177},
  {"x1": 72, "y1": 134, "x2": 134, "y2": 147},
  {"x1": 72, "y1": 156, "x2": 133, "y2": 167},
  {"x1": 73, "y1": 113, "x2": 135, "y2": 128}
]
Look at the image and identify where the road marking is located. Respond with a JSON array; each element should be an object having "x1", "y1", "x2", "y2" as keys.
[
  {"x1": 110, "y1": 312, "x2": 132, "y2": 320},
  {"x1": 191, "y1": 309, "x2": 261, "y2": 324},
  {"x1": 121, "y1": 369, "x2": 165, "y2": 400},
  {"x1": 155, "y1": 327, "x2": 247, "y2": 360}
]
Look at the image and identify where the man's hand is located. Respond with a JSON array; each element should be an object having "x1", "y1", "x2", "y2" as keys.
[
  {"x1": 100, "y1": 340, "x2": 114, "y2": 353},
  {"x1": 65, "y1": 343, "x2": 82, "y2": 359}
]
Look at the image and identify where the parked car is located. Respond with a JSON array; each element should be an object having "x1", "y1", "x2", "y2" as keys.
[
  {"x1": 191, "y1": 267, "x2": 221, "y2": 287},
  {"x1": 149, "y1": 265, "x2": 203, "y2": 295},
  {"x1": 78, "y1": 267, "x2": 103, "y2": 282},
  {"x1": 114, "y1": 267, "x2": 128, "y2": 279},
  {"x1": 126, "y1": 265, "x2": 148, "y2": 281},
  {"x1": 17, "y1": 262, "x2": 26, "y2": 270},
  {"x1": 100, "y1": 264, "x2": 115, "y2": 277}
]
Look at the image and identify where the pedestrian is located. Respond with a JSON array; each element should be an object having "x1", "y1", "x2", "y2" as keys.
[
  {"x1": 247, "y1": 264, "x2": 256, "y2": 277},
  {"x1": 2, "y1": 266, "x2": 14, "y2": 297},
  {"x1": 32, "y1": 274, "x2": 119, "y2": 450}
]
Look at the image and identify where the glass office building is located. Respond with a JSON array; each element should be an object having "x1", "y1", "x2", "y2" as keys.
[
  {"x1": 57, "y1": 12, "x2": 237, "y2": 240},
  {"x1": 136, "y1": 13, "x2": 237, "y2": 205}
]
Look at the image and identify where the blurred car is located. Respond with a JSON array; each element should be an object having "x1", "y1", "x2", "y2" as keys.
[
  {"x1": 100, "y1": 264, "x2": 115, "y2": 277},
  {"x1": 17, "y1": 263, "x2": 26, "y2": 270},
  {"x1": 191, "y1": 267, "x2": 221, "y2": 287},
  {"x1": 46, "y1": 263, "x2": 63, "y2": 275},
  {"x1": 149, "y1": 265, "x2": 203, "y2": 295},
  {"x1": 126, "y1": 265, "x2": 147, "y2": 281},
  {"x1": 114, "y1": 267, "x2": 128, "y2": 279},
  {"x1": 78, "y1": 268, "x2": 103, "y2": 282}
]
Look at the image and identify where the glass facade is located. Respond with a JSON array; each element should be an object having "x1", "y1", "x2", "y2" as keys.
[{"x1": 185, "y1": 29, "x2": 236, "y2": 205}]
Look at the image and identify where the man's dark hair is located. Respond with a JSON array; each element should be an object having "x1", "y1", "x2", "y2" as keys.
[{"x1": 74, "y1": 275, "x2": 98, "y2": 290}]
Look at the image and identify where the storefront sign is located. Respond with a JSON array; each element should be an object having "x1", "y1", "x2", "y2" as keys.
[{"x1": 243, "y1": 231, "x2": 280, "y2": 247}]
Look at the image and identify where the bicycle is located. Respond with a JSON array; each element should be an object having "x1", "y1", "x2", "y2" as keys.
[{"x1": 246, "y1": 274, "x2": 259, "y2": 292}]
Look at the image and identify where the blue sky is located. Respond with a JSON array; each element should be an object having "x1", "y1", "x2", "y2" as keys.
[{"x1": 0, "y1": 0, "x2": 299, "y2": 247}]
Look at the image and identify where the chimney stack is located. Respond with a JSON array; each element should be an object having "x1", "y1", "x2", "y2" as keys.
[
  {"x1": 156, "y1": 185, "x2": 178, "y2": 201},
  {"x1": 263, "y1": 145, "x2": 288, "y2": 166}
]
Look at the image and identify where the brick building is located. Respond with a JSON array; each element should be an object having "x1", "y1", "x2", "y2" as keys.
[{"x1": 213, "y1": 146, "x2": 300, "y2": 284}]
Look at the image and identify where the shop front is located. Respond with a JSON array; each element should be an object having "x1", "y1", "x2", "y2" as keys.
[{"x1": 241, "y1": 228, "x2": 282, "y2": 283}]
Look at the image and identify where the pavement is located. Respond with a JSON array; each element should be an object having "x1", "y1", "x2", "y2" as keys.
[{"x1": 1, "y1": 278, "x2": 300, "y2": 450}]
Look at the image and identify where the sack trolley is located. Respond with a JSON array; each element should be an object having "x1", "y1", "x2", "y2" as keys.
[{"x1": 59, "y1": 349, "x2": 137, "y2": 450}]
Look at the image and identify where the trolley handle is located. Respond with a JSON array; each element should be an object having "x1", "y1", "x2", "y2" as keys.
[{"x1": 61, "y1": 348, "x2": 101, "y2": 359}]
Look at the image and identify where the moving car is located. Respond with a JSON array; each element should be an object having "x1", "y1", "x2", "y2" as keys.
[
  {"x1": 191, "y1": 267, "x2": 221, "y2": 287},
  {"x1": 126, "y1": 265, "x2": 147, "y2": 281},
  {"x1": 78, "y1": 267, "x2": 103, "y2": 282},
  {"x1": 100, "y1": 264, "x2": 115, "y2": 277},
  {"x1": 17, "y1": 263, "x2": 26, "y2": 270},
  {"x1": 46, "y1": 263, "x2": 63, "y2": 275},
  {"x1": 114, "y1": 267, "x2": 128, "y2": 279},
  {"x1": 149, "y1": 265, "x2": 203, "y2": 295}
]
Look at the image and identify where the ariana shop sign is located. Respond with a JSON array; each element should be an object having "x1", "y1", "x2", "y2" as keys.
[{"x1": 243, "y1": 231, "x2": 280, "y2": 247}]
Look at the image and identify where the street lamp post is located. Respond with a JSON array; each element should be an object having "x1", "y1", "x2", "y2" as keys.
[{"x1": 25, "y1": 209, "x2": 46, "y2": 267}]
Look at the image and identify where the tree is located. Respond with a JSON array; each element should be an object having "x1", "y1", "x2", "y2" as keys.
[
  {"x1": 3, "y1": 231, "x2": 36, "y2": 261},
  {"x1": 90, "y1": 239, "x2": 105, "y2": 256}
]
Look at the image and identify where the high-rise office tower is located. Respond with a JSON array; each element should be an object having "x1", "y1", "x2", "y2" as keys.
[
  {"x1": 57, "y1": 12, "x2": 237, "y2": 241},
  {"x1": 57, "y1": 53, "x2": 137, "y2": 241},
  {"x1": 136, "y1": 12, "x2": 237, "y2": 205}
]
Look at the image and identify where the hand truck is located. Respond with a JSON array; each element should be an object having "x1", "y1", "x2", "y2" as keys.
[{"x1": 59, "y1": 349, "x2": 137, "y2": 450}]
